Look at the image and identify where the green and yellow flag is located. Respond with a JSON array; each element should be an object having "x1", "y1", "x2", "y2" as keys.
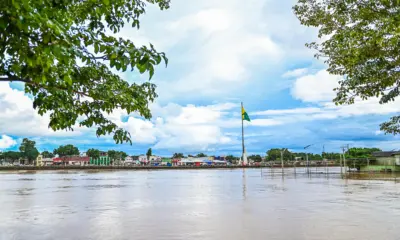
[{"x1": 242, "y1": 105, "x2": 251, "y2": 122}]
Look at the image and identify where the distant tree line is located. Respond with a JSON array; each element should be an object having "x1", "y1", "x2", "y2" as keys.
[
  {"x1": 0, "y1": 138, "x2": 130, "y2": 164},
  {"x1": 0, "y1": 139, "x2": 383, "y2": 165}
]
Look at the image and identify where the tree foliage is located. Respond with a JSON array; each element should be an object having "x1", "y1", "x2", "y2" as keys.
[
  {"x1": 0, "y1": 0, "x2": 170, "y2": 144},
  {"x1": 41, "y1": 150, "x2": 54, "y2": 158},
  {"x1": 19, "y1": 138, "x2": 39, "y2": 163},
  {"x1": 266, "y1": 148, "x2": 292, "y2": 161},
  {"x1": 108, "y1": 150, "x2": 127, "y2": 160},
  {"x1": 86, "y1": 148, "x2": 100, "y2": 159},
  {"x1": 345, "y1": 147, "x2": 381, "y2": 159},
  {"x1": 196, "y1": 153, "x2": 207, "y2": 157},
  {"x1": 294, "y1": 0, "x2": 400, "y2": 134},
  {"x1": 172, "y1": 153, "x2": 184, "y2": 159},
  {"x1": 53, "y1": 144, "x2": 79, "y2": 157},
  {"x1": 1, "y1": 151, "x2": 21, "y2": 163},
  {"x1": 248, "y1": 154, "x2": 262, "y2": 162},
  {"x1": 146, "y1": 148, "x2": 152, "y2": 160}
]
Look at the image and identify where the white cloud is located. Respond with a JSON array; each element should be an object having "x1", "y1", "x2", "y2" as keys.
[
  {"x1": 288, "y1": 68, "x2": 400, "y2": 121},
  {"x1": 104, "y1": 102, "x2": 239, "y2": 151},
  {"x1": 282, "y1": 68, "x2": 308, "y2": 78},
  {"x1": 0, "y1": 83, "x2": 84, "y2": 137},
  {"x1": 0, "y1": 135, "x2": 16, "y2": 149},
  {"x1": 252, "y1": 107, "x2": 322, "y2": 116},
  {"x1": 291, "y1": 70, "x2": 341, "y2": 102},
  {"x1": 250, "y1": 119, "x2": 283, "y2": 127},
  {"x1": 116, "y1": 0, "x2": 288, "y2": 100},
  {"x1": 375, "y1": 130, "x2": 382, "y2": 135}
]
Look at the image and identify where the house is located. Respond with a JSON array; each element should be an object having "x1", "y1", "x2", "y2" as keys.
[
  {"x1": 161, "y1": 158, "x2": 172, "y2": 166},
  {"x1": 53, "y1": 156, "x2": 90, "y2": 166},
  {"x1": 360, "y1": 151, "x2": 400, "y2": 172},
  {"x1": 42, "y1": 158, "x2": 53, "y2": 166},
  {"x1": 124, "y1": 156, "x2": 140, "y2": 165},
  {"x1": 149, "y1": 156, "x2": 161, "y2": 164},
  {"x1": 36, "y1": 155, "x2": 43, "y2": 166},
  {"x1": 138, "y1": 155, "x2": 148, "y2": 164},
  {"x1": 35, "y1": 155, "x2": 53, "y2": 166},
  {"x1": 90, "y1": 152, "x2": 111, "y2": 166},
  {"x1": 124, "y1": 156, "x2": 134, "y2": 164},
  {"x1": 172, "y1": 158, "x2": 180, "y2": 166}
]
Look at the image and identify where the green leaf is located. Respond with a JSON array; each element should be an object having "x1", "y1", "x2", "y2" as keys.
[
  {"x1": 63, "y1": 75, "x2": 72, "y2": 85},
  {"x1": 1, "y1": 0, "x2": 170, "y2": 144},
  {"x1": 148, "y1": 64, "x2": 154, "y2": 80}
]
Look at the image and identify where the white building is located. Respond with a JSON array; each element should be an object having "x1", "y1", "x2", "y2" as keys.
[{"x1": 138, "y1": 155, "x2": 148, "y2": 163}]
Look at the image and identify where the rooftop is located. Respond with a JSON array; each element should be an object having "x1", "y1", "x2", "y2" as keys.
[{"x1": 372, "y1": 151, "x2": 400, "y2": 157}]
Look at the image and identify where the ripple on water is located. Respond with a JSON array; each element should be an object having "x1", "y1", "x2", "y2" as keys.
[{"x1": 83, "y1": 184, "x2": 129, "y2": 190}]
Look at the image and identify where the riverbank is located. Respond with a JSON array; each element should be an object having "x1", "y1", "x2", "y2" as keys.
[{"x1": 0, "y1": 165, "x2": 340, "y2": 171}]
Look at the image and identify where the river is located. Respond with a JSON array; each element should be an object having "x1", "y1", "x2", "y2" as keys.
[{"x1": 0, "y1": 168, "x2": 399, "y2": 240}]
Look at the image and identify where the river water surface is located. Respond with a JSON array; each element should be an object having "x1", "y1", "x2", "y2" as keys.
[{"x1": 0, "y1": 168, "x2": 399, "y2": 240}]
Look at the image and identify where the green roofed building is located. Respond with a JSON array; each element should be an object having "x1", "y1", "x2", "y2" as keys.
[
  {"x1": 90, "y1": 152, "x2": 111, "y2": 166},
  {"x1": 161, "y1": 158, "x2": 172, "y2": 166}
]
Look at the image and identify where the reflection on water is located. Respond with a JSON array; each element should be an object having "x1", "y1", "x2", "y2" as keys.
[{"x1": 0, "y1": 168, "x2": 400, "y2": 240}]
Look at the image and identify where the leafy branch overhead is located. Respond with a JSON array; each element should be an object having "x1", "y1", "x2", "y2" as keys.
[
  {"x1": 0, "y1": 0, "x2": 170, "y2": 143},
  {"x1": 293, "y1": 0, "x2": 400, "y2": 134}
]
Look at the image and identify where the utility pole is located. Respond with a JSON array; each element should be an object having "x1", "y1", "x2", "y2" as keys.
[
  {"x1": 341, "y1": 145, "x2": 349, "y2": 177},
  {"x1": 304, "y1": 144, "x2": 312, "y2": 174},
  {"x1": 281, "y1": 149, "x2": 284, "y2": 175}
]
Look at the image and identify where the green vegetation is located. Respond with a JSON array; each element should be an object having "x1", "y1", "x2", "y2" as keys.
[
  {"x1": 172, "y1": 153, "x2": 185, "y2": 158},
  {"x1": 108, "y1": 150, "x2": 128, "y2": 161},
  {"x1": 86, "y1": 148, "x2": 100, "y2": 159},
  {"x1": 19, "y1": 138, "x2": 39, "y2": 164},
  {"x1": 146, "y1": 148, "x2": 152, "y2": 160},
  {"x1": 196, "y1": 153, "x2": 207, "y2": 157},
  {"x1": 0, "y1": 0, "x2": 169, "y2": 144},
  {"x1": 0, "y1": 151, "x2": 21, "y2": 164},
  {"x1": 294, "y1": 0, "x2": 400, "y2": 135},
  {"x1": 248, "y1": 154, "x2": 262, "y2": 162},
  {"x1": 41, "y1": 151, "x2": 54, "y2": 158},
  {"x1": 53, "y1": 144, "x2": 80, "y2": 157}
]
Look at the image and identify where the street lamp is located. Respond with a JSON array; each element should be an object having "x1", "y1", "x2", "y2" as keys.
[{"x1": 304, "y1": 144, "x2": 314, "y2": 174}]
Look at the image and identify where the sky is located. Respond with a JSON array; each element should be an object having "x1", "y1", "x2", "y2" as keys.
[{"x1": 1, "y1": 0, "x2": 400, "y2": 156}]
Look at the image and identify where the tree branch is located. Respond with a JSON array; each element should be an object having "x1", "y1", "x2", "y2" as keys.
[{"x1": 0, "y1": 76, "x2": 31, "y2": 82}]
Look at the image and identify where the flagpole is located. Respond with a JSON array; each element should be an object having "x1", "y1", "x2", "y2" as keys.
[{"x1": 241, "y1": 102, "x2": 245, "y2": 162}]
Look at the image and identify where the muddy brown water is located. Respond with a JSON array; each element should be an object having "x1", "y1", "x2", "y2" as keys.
[{"x1": 0, "y1": 168, "x2": 399, "y2": 240}]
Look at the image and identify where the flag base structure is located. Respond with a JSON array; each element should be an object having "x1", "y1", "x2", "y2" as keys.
[
  {"x1": 238, "y1": 152, "x2": 248, "y2": 166},
  {"x1": 243, "y1": 152, "x2": 248, "y2": 166}
]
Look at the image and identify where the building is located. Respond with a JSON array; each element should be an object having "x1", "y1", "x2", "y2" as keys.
[
  {"x1": 53, "y1": 156, "x2": 90, "y2": 166},
  {"x1": 42, "y1": 158, "x2": 53, "y2": 166},
  {"x1": 138, "y1": 155, "x2": 148, "y2": 164},
  {"x1": 124, "y1": 156, "x2": 134, "y2": 164},
  {"x1": 150, "y1": 156, "x2": 161, "y2": 165},
  {"x1": 172, "y1": 158, "x2": 180, "y2": 166},
  {"x1": 36, "y1": 155, "x2": 54, "y2": 166},
  {"x1": 36, "y1": 155, "x2": 43, "y2": 166},
  {"x1": 90, "y1": 152, "x2": 111, "y2": 166},
  {"x1": 161, "y1": 158, "x2": 172, "y2": 166},
  {"x1": 360, "y1": 151, "x2": 400, "y2": 172}
]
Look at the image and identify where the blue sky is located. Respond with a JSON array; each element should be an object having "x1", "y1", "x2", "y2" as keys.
[{"x1": 1, "y1": 0, "x2": 399, "y2": 156}]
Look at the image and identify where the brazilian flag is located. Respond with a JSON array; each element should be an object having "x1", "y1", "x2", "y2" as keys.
[{"x1": 242, "y1": 106, "x2": 251, "y2": 122}]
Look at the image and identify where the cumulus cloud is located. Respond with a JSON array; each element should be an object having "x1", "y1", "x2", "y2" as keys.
[
  {"x1": 0, "y1": 83, "x2": 84, "y2": 137},
  {"x1": 282, "y1": 68, "x2": 308, "y2": 78},
  {"x1": 0, "y1": 135, "x2": 17, "y2": 149},
  {"x1": 291, "y1": 70, "x2": 341, "y2": 103},
  {"x1": 102, "y1": 102, "x2": 239, "y2": 151},
  {"x1": 249, "y1": 69, "x2": 400, "y2": 126}
]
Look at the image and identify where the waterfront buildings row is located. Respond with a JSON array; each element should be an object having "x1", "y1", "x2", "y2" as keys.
[{"x1": 35, "y1": 153, "x2": 228, "y2": 167}]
